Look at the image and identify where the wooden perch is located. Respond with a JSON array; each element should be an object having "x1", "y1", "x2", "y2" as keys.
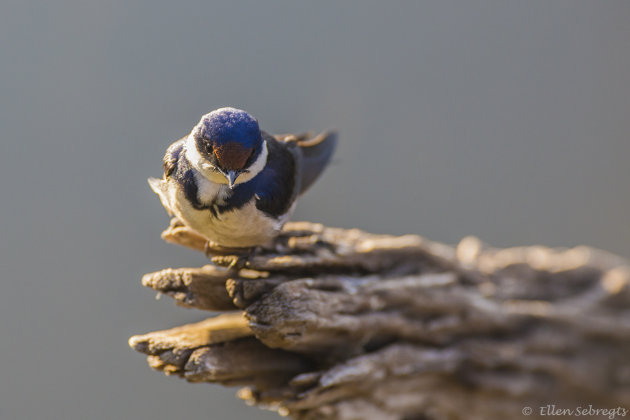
[{"x1": 130, "y1": 220, "x2": 630, "y2": 419}]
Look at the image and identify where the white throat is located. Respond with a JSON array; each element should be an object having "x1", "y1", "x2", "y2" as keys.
[{"x1": 184, "y1": 134, "x2": 268, "y2": 186}]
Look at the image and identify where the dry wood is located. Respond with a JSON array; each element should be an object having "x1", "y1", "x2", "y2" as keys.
[{"x1": 130, "y1": 220, "x2": 630, "y2": 419}]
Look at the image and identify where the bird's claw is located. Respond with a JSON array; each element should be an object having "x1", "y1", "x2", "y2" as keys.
[{"x1": 204, "y1": 241, "x2": 254, "y2": 270}]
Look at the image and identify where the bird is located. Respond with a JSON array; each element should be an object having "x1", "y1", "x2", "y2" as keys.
[{"x1": 148, "y1": 107, "x2": 337, "y2": 250}]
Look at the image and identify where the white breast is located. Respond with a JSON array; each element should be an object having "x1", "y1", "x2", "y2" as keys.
[
  {"x1": 155, "y1": 173, "x2": 285, "y2": 247},
  {"x1": 176, "y1": 190, "x2": 285, "y2": 247}
]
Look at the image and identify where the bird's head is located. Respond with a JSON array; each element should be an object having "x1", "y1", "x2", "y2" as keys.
[{"x1": 190, "y1": 107, "x2": 265, "y2": 188}]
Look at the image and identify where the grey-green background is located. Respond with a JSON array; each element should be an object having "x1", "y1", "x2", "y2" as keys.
[{"x1": 2, "y1": 1, "x2": 629, "y2": 419}]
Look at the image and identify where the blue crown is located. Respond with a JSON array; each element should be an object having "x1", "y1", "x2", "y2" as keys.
[{"x1": 199, "y1": 107, "x2": 262, "y2": 148}]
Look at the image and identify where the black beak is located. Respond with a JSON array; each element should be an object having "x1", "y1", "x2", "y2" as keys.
[{"x1": 227, "y1": 171, "x2": 238, "y2": 189}]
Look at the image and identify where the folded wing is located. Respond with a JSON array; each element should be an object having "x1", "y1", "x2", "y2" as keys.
[{"x1": 276, "y1": 131, "x2": 337, "y2": 195}]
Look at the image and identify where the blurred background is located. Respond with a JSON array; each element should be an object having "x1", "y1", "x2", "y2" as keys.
[{"x1": 1, "y1": 1, "x2": 629, "y2": 419}]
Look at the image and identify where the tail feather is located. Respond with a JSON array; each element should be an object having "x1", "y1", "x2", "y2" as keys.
[{"x1": 148, "y1": 177, "x2": 174, "y2": 216}]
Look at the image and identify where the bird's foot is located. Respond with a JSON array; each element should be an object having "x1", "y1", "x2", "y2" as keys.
[{"x1": 204, "y1": 242, "x2": 254, "y2": 270}]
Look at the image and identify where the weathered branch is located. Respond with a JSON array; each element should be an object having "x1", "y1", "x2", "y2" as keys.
[{"x1": 130, "y1": 220, "x2": 630, "y2": 419}]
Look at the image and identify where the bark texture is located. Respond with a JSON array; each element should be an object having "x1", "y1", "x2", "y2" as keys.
[{"x1": 130, "y1": 219, "x2": 630, "y2": 419}]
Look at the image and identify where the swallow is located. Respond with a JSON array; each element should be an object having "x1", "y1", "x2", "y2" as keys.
[{"x1": 149, "y1": 107, "x2": 337, "y2": 249}]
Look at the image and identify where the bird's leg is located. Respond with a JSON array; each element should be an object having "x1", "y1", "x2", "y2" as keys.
[{"x1": 204, "y1": 241, "x2": 254, "y2": 270}]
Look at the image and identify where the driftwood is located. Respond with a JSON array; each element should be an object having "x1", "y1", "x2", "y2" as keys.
[{"x1": 130, "y1": 218, "x2": 630, "y2": 419}]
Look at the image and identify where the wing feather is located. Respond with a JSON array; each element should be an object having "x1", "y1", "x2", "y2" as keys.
[{"x1": 290, "y1": 131, "x2": 337, "y2": 195}]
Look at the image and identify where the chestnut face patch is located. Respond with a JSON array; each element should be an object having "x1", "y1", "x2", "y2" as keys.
[{"x1": 213, "y1": 142, "x2": 252, "y2": 171}]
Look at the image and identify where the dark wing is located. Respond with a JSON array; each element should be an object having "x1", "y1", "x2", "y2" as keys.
[
  {"x1": 163, "y1": 137, "x2": 186, "y2": 178},
  {"x1": 282, "y1": 131, "x2": 337, "y2": 195},
  {"x1": 273, "y1": 132, "x2": 314, "y2": 143},
  {"x1": 253, "y1": 133, "x2": 299, "y2": 218}
]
